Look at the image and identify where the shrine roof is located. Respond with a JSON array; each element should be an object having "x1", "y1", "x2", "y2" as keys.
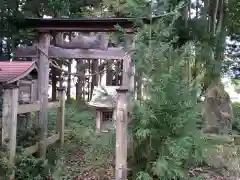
[{"x1": 0, "y1": 61, "x2": 37, "y2": 84}]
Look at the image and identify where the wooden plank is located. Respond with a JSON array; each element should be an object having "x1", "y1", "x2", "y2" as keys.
[
  {"x1": 19, "y1": 80, "x2": 33, "y2": 84},
  {"x1": 15, "y1": 46, "x2": 125, "y2": 60},
  {"x1": 24, "y1": 143, "x2": 39, "y2": 155},
  {"x1": 24, "y1": 133, "x2": 60, "y2": 155},
  {"x1": 46, "y1": 133, "x2": 60, "y2": 146},
  {"x1": 34, "y1": 27, "x2": 135, "y2": 33},
  {"x1": 18, "y1": 103, "x2": 40, "y2": 114},
  {"x1": 38, "y1": 33, "x2": 51, "y2": 158},
  {"x1": 17, "y1": 17, "x2": 136, "y2": 32},
  {"x1": 48, "y1": 101, "x2": 60, "y2": 108},
  {"x1": 17, "y1": 101, "x2": 60, "y2": 114}
]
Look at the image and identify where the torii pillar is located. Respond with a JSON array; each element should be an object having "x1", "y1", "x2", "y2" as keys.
[
  {"x1": 37, "y1": 33, "x2": 51, "y2": 158},
  {"x1": 115, "y1": 33, "x2": 134, "y2": 180}
]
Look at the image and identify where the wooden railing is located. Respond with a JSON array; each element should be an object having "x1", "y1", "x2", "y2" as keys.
[
  {"x1": 24, "y1": 133, "x2": 60, "y2": 155},
  {"x1": 18, "y1": 101, "x2": 60, "y2": 114},
  {"x1": 1, "y1": 86, "x2": 65, "y2": 166}
]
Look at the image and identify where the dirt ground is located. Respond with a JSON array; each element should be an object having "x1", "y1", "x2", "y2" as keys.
[{"x1": 193, "y1": 144, "x2": 240, "y2": 180}]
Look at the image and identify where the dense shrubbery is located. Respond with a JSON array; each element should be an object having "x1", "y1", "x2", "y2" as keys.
[
  {"x1": 125, "y1": 1, "x2": 209, "y2": 179},
  {"x1": 129, "y1": 53, "x2": 208, "y2": 179},
  {"x1": 232, "y1": 102, "x2": 240, "y2": 133}
]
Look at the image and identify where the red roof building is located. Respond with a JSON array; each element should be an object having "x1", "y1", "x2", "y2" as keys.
[{"x1": 0, "y1": 61, "x2": 37, "y2": 84}]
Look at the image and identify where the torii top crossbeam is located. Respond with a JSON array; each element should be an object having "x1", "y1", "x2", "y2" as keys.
[{"x1": 15, "y1": 17, "x2": 137, "y2": 32}]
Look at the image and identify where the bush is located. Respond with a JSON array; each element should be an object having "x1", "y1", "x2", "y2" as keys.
[
  {"x1": 125, "y1": 1, "x2": 208, "y2": 179},
  {"x1": 14, "y1": 154, "x2": 50, "y2": 180},
  {"x1": 232, "y1": 102, "x2": 240, "y2": 133},
  {"x1": 0, "y1": 107, "x2": 64, "y2": 179}
]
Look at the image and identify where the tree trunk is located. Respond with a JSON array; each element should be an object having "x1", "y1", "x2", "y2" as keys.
[
  {"x1": 87, "y1": 60, "x2": 91, "y2": 102},
  {"x1": 91, "y1": 59, "x2": 98, "y2": 100},
  {"x1": 51, "y1": 66, "x2": 57, "y2": 101},
  {"x1": 7, "y1": 38, "x2": 11, "y2": 59},
  {"x1": 106, "y1": 61, "x2": 113, "y2": 85},
  {"x1": 67, "y1": 60, "x2": 72, "y2": 102},
  {"x1": 59, "y1": 60, "x2": 63, "y2": 88},
  {"x1": 202, "y1": 0, "x2": 232, "y2": 133},
  {"x1": 76, "y1": 59, "x2": 84, "y2": 104}
]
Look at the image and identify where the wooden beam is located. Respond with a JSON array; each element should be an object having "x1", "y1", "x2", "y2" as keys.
[
  {"x1": 55, "y1": 32, "x2": 109, "y2": 50},
  {"x1": 24, "y1": 143, "x2": 39, "y2": 155},
  {"x1": 48, "y1": 101, "x2": 61, "y2": 108},
  {"x1": 46, "y1": 133, "x2": 60, "y2": 146},
  {"x1": 18, "y1": 103, "x2": 40, "y2": 114},
  {"x1": 19, "y1": 80, "x2": 33, "y2": 85},
  {"x1": 15, "y1": 46, "x2": 125, "y2": 60},
  {"x1": 38, "y1": 33, "x2": 51, "y2": 158},
  {"x1": 18, "y1": 101, "x2": 60, "y2": 114},
  {"x1": 24, "y1": 133, "x2": 60, "y2": 155}
]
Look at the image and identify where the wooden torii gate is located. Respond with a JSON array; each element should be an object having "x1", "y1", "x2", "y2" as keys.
[{"x1": 15, "y1": 17, "x2": 135, "y2": 180}]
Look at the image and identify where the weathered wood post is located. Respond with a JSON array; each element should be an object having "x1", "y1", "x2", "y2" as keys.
[
  {"x1": 115, "y1": 32, "x2": 134, "y2": 180},
  {"x1": 115, "y1": 33, "x2": 134, "y2": 180},
  {"x1": 56, "y1": 87, "x2": 65, "y2": 146},
  {"x1": 38, "y1": 33, "x2": 51, "y2": 158},
  {"x1": 96, "y1": 110, "x2": 102, "y2": 132},
  {"x1": 123, "y1": 33, "x2": 135, "y2": 97},
  {"x1": 2, "y1": 85, "x2": 19, "y2": 166},
  {"x1": 122, "y1": 33, "x2": 133, "y2": 88},
  {"x1": 115, "y1": 87, "x2": 128, "y2": 180},
  {"x1": 30, "y1": 79, "x2": 38, "y2": 125}
]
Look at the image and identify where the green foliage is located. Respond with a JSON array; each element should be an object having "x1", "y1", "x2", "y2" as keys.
[
  {"x1": 0, "y1": 145, "x2": 52, "y2": 180},
  {"x1": 125, "y1": 1, "x2": 208, "y2": 179},
  {"x1": 0, "y1": 107, "x2": 64, "y2": 179},
  {"x1": 16, "y1": 125, "x2": 41, "y2": 148},
  {"x1": 14, "y1": 154, "x2": 50, "y2": 180},
  {"x1": 232, "y1": 102, "x2": 240, "y2": 133},
  {"x1": 0, "y1": 146, "x2": 10, "y2": 179}
]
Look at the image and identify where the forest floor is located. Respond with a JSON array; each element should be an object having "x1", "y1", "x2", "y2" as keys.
[
  {"x1": 48, "y1": 104, "x2": 240, "y2": 180},
  {"x1": 49, "y1": 104, "x2": 116, "y2": 180},
  {"x1": 193, "y1": 144, "x2": 240, "y2": 180}
]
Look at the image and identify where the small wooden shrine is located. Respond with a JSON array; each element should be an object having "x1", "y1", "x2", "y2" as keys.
[
  {"x1": 0, "y1": 61, "x2": 39, "y2": 130},
  {"x1": 0, "y1": 61, "x2": 38, "y2": 103},
  {"x1": 88, "y1": 86, "x2": 119, "y2": 132}
]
